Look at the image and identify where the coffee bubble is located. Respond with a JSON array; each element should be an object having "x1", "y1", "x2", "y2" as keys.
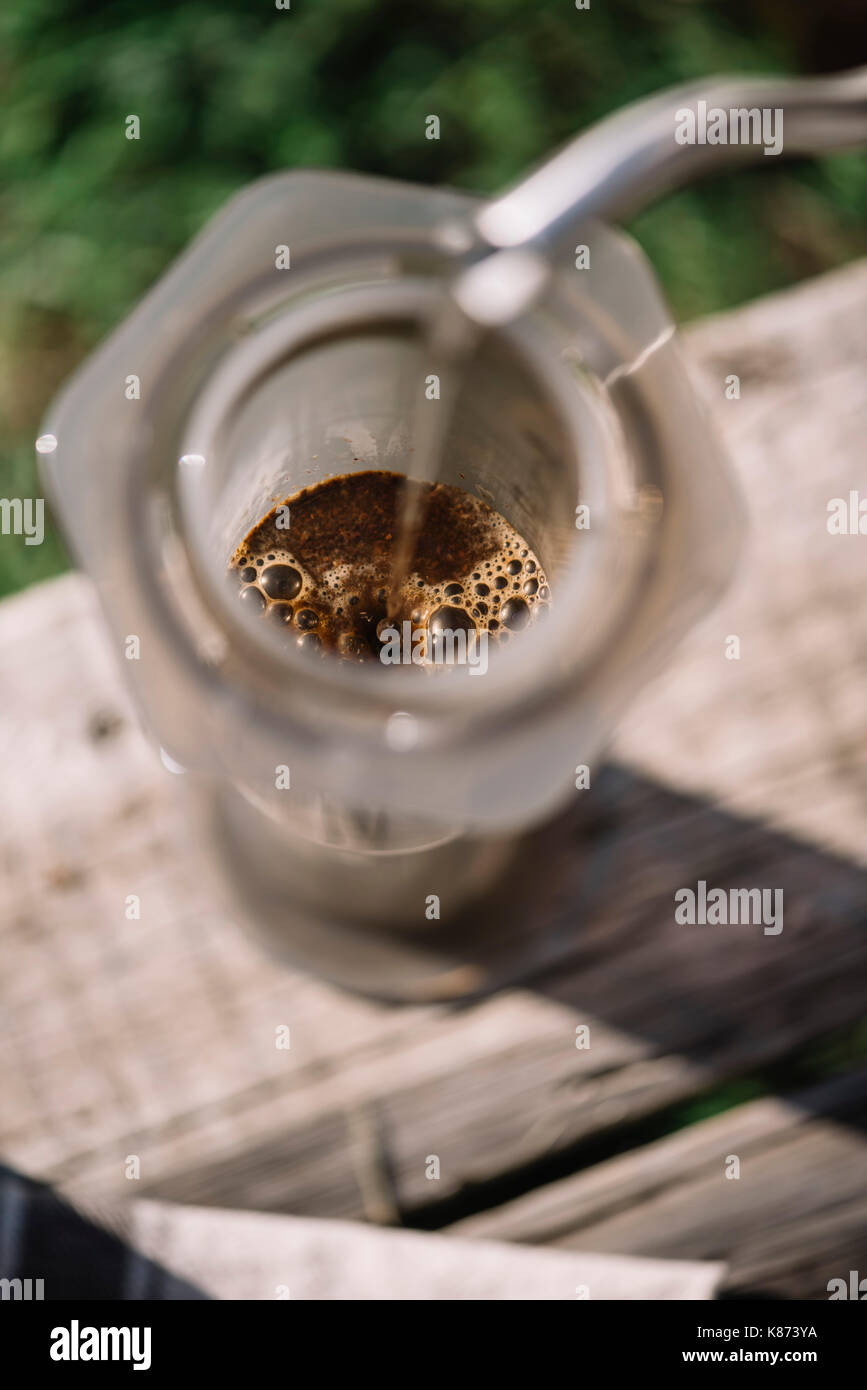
[
  {"x1": 239, "y1": 585, "x2": 266, "y2": 610},
  {"x1": 501, "y1": 597, "x2": 530, "y2": 630},
  {"x1": 261, "y1": 564, "x2": 302, "y2": 600},
  {"x1": 429, "y1": 605, "x2": 475, "y2": 635},
  {"x1": 338, "y1": 632, "x2": 367, "y2": 658}
]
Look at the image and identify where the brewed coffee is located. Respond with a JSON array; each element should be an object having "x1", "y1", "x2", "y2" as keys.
[{"x1": 229, "y1": 470, "x2": 550, "y2": 663}]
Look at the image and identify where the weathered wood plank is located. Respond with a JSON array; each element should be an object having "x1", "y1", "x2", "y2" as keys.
[
  {"x1": 615, "y1": 258, "x2": 867, "y2": 868},
  {"x1": 446, "y1": 1069, "x2": 867, "y2": 1300},
  {"x1": 125, "y1": 770, "x2": 867, "y2": 1221}
]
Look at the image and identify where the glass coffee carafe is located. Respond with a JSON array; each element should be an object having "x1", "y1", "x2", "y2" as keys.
[{"x1": 40, "y1": 168, "x2": 743, "y2": 997}]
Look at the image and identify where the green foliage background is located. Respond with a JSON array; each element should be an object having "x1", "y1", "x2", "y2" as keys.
[{"x1": 1, "y1": 0, "x2": 865, "y2": 596}]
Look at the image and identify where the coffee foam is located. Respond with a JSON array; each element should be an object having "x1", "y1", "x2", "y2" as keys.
[{"x1": 229, "y1": 471, "x2": 550, "y2": 663}]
